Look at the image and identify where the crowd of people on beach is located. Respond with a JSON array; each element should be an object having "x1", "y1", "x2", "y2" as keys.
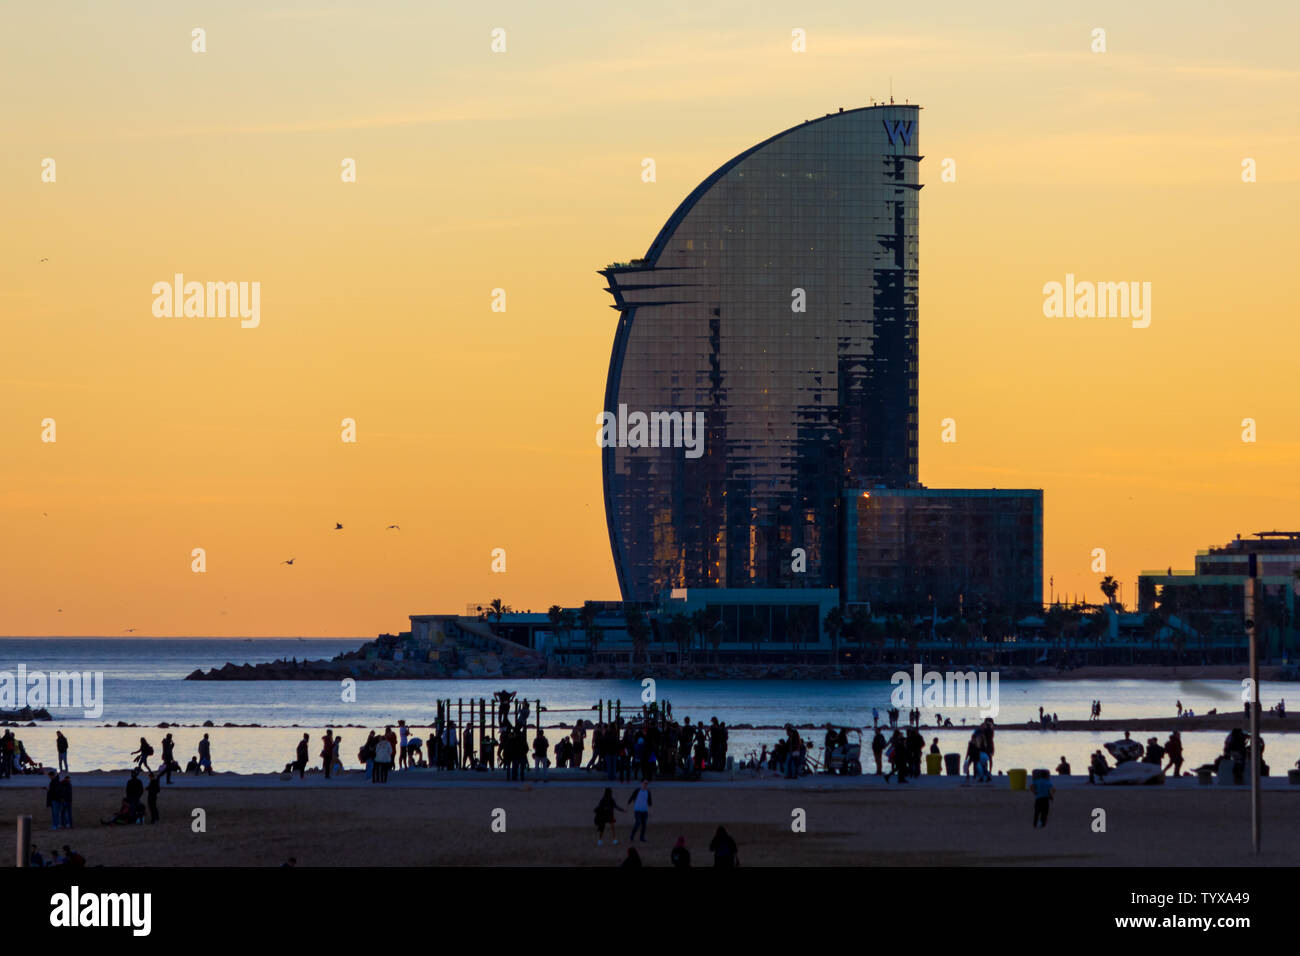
[
  {"x1": 0, "y1": 728, "x2": 57, "y2": 777},
  {"x1": 28, "y1": 844, "x2": 86, "y2": 868}
]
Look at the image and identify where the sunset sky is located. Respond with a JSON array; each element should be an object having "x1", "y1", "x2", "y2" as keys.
[{"x1": 2, "y1": 1, "x2": 1297, "y2": 636}]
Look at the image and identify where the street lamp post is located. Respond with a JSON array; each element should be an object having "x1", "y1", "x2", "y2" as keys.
[{"x1": 1246, "y1": 553, "x2": 1260, "y2": 855}]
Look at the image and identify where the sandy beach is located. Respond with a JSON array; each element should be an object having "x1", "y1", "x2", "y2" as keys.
[{"x1": 6, "y1": 771, "x2": 1299, "y2": 867}]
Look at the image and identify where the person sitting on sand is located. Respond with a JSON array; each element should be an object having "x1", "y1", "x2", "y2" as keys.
[
  {"x1": 101, "y1": 797, "x2": 143, "y2": 826},
  {"x1": 1056, "y1": 756, "x2": 1071, "y2": 775},
  {"x1": 1088, "y1": 750, "x2": 1111, "y2": 784},
  {"x1": 17, "y1": 740, "x2": 42, "y2": 773},
  {"x1": 709, "y1": 826, "x2": 739, "y2": 867},
  {"x1": 671, "y1": 836, "x2": 691, "y2": 868},
  {"x1": 185, "y1": 755, "x2": 200, "y2": 775}
]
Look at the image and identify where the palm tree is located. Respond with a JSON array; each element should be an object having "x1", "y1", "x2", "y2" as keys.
[
  {"x1": 742, "y1": 612, "x2": 766, "y2": 657},
  {"x1": 559, "y1": 609, "x2": 578, "y2": 652},
  {"x1": 547, "y1": 604, "x2": 563, "y2": 650},
  {"x1": 1099, "y1": 575, "x2": 1119, "y2": 606},
  {"x1": 624, "y1": 607, "x2": 650, "y2": 666},
  {"x1": 707, "y1": 614, "x2": 726, "y2": 663},
  {"x1": 823, "y1": 606, "x2": 844, "y2": 669},
  {"x1": 688, "y1": 609, "x2": 711, "y2": 662},
  {"x1": 668, "y1": 613, "x2": 692, "y2": 664},
  {"x1": 586, "y1": 624, "x2": 604, "y2": 666},
  {"x1": 488, "y1": 598, "x2": 511, "y2": 631}
]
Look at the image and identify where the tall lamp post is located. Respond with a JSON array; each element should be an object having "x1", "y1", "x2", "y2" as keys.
[{"x1": 1246, "y1": 553, "x2": 1260, "y2": 855}]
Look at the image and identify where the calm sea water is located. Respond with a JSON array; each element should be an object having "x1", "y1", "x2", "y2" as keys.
[{"x1": 0, "y1": 638, "x2": 1291, "y2": 775}]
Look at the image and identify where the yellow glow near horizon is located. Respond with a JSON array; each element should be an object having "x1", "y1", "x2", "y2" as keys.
[{"x1": 2, "y1": 2, "x2": 1297, "y2": 635}]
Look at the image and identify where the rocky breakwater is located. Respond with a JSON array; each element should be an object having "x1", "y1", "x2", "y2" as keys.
[
  {"x1": 0, "y1": 706, "x2": 53, "y2": 723},
  {"x1": 185, "y1": 627, "x2": 546, "y2": 681}
]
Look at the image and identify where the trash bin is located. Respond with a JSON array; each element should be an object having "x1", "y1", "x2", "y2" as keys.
[
  {"x1": 926, "y1": 753, "x2": 942, "y2": 775},
  {"x1": 1198, "y1": 767, "x2": 1214, "y2": 786},
  {"x1": 1217, "y1": 761, "x2": 1249, "y2": 785},
  {"x1": 944, "y1": 752, "x2": 960, "y2": 775},
  {"x1": 1008, "y1": 768, "x2": 1027, "y2": 790}
]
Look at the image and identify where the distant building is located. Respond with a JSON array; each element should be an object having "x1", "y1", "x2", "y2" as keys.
[
  {"x1": 1138, "y1": 531, "x2": 1300, "y2": 656},
  {"x1": 599, "y1": 104, "x2": 923, "y2": 604},
  {"x1": 844, "y1": 488, "x2": 1043, "y2": 614},
  {"x1": 597, "y1": 105, "x2": 1042, "y2": 641}
]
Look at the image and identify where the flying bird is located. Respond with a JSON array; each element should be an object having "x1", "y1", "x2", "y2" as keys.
[
  {"x1": 40, "y1": 258, "x2": 48, "y2": 263},
  {"x1": 123, "y1": 627, "x2": 138, "y2": 633},
  {"x1": 282, "y1": 558, "x2": 295, "y2": 566},
  {"x1": 334, "y1": 523, "x2": 343, "y2": 530},
  {"x1": 386, "y1": 524, "x2": 401, "y2": 530}
]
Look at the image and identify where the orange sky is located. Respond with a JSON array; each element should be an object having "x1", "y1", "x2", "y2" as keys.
[{"x1": 2, "y1": 1, "x2": 1298, "y2": 636}]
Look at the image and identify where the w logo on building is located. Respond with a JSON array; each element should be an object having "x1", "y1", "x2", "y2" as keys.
[{"x1": 882, "y1": 119, "x2": 914, "y2": 146}]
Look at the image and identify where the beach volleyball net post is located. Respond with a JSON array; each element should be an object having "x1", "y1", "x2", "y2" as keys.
[{"x1": 16, "y1": 814, "x2": 30, "y2": 868}]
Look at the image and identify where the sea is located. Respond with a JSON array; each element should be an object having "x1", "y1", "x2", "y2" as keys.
[{"x1": 0, "y1": 638, "x2": 1290, "y2": 775}]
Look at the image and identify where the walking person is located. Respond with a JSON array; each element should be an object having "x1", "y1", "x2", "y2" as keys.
[
  {"x1": 627, "y1": 780, "x2": 652, "y2": 843},
  {"x1": 294, "y1": 733, "x2": 309, "y2": 779},
  {"x1": 161, "y1": 733, "x2": 176, "y2": 784},
  {"x1": 46, "y1": 771, "x2": 63, "y2": 830},
  {"x1": 362, "y1": 731, "x2": 377, "y2": 781},
  {"x1": 883, "y1": 729, "x2": 907, "y2": 783},
  {"x1": 1163, "y1": 731, "x2": 1184, "y2": 778},
  {"x1": 1031, "y1": 771, "x2": 1055, "y2": 828},
  {"x1": 533, "y1": 729, "x2": 550, "y2": 781},
  {"x1": 56, "y1": 731, "x2": 69, "y2": 772},
  {"x1": 321, "y1": 729, "x2": 334, "y2": 779},
  {"x1": 131, "y1": 737, "x2": 154, "y2": 772},
  {"x1": 57, "y1": 773, "x2": 73, "y2": 829},
  {"x1": 594, "y1": 787, "x2": 619, "y2": 846},
  {"x1": 374, "y1": 734, "x2": 393, "y2": 783},
  {"x1": 197, "y1": 733, "x2": 214, "y2": 775},
  {"x1": 462, "y1": 724, "x2": 476, "y2": 769},
  {"x1": 398, "y1": 720, "x2": 410, "y2": 770},
  {"x1": 871, "y1": 728, "x2": 886, "y2": 775}
]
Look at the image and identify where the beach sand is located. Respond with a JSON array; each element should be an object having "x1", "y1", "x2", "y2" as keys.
[{"x1": 5, "y1": 772, "x2": 1299, "y2": 866}]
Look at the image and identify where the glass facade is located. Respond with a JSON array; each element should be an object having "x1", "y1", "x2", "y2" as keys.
[
  {"x1": 601, "y1": 106, "x2": 922, "y2": 602},
  {"x1": 844, "y1": 489, "x2": 1043, "y2": 613}
]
